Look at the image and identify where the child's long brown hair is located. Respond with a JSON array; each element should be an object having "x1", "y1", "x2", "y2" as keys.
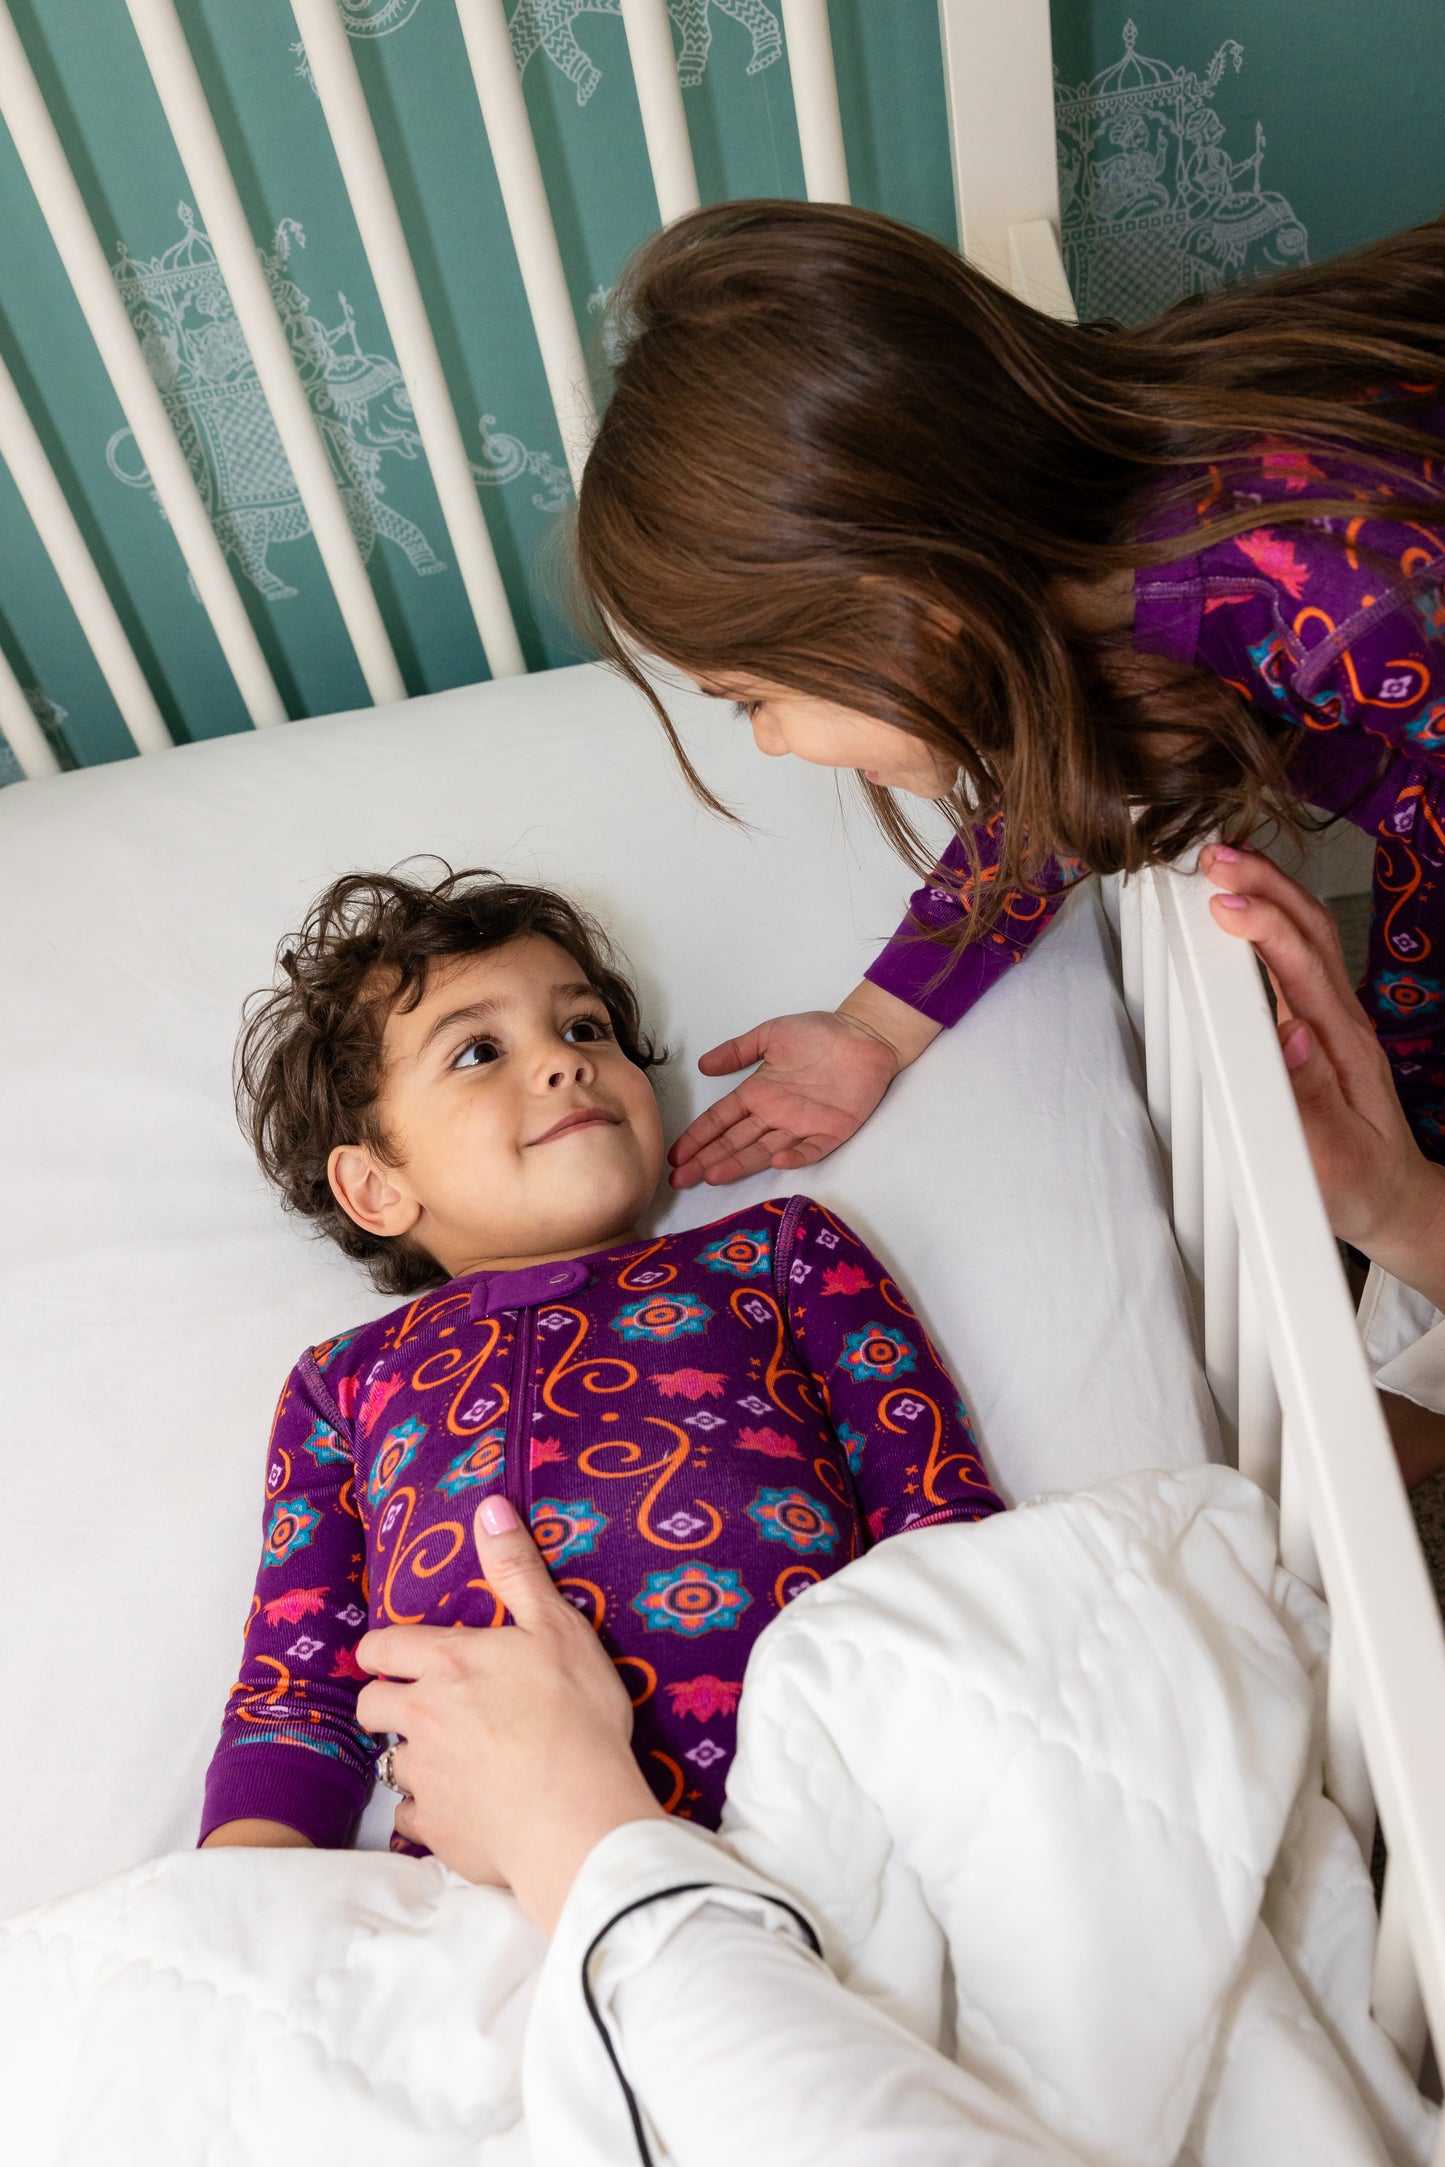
[{"x1": 572, "y1": 198, "x2": 1445, "y2": 933}]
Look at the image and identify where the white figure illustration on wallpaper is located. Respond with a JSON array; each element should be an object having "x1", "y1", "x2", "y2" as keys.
[
  {"x1": 508, "y1": 0, "x2": 781, "y2": 106},
  {"x1": 1055, "y1": 21, "x2": 1309, "y2": 324},
  {"x1": 0, "y1": 687, "x2": 71, "y2": 787},
  {"x1": 290, "y1": 0, "x2": 423, "y2": 81},
  {"x1": 105, "y1": 206, "x2": 568, "y2": 604}
]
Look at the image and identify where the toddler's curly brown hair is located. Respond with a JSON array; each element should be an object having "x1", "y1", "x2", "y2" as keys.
[{"x1": 235, "y1": 863, "x2": 662, "y2": 1296}]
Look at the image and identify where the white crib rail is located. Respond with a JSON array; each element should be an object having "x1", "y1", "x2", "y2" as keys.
[
  {"x1": 619, "y1": 0, "x2": 702, "y2": 223},
  {"x1": 291, "y1": 0, "x2": 525, "y2": 680},
  {"x1": 0, "y1": 343, "x2": 172, "y2": 759},
  {"x1": 0, "y1": 0, "x2": 287, "y2": 734},
  {"x1": 128, "y1": 0, "x2": 408, "y2": 710},
  {"x1": 1119, "y1": 865, "x2": 1445, "y2": 2087},
  {"x1": 452, "y1": 0, "x2": 597, "y2": 486}
]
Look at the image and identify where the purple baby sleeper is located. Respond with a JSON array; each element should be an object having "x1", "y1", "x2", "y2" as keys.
[{"x1": 203, "y1": 1199, "x2": 1003, "y2": 1846}]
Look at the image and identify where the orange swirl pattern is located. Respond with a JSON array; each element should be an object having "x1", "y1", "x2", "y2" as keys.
[
  {"x1": 409, "y1": 1317, "x2": 504, "y2": 1436},
  {"x1": 541, "y1": 1306, "x2": 638, "y2": 1415},
  {"x1": 616, "y1": 1240, "x2": 678, "y2": 1291},
  {"x1": 613, "y1": 1653, "x2": 657, "y2": 1707},
  {"x1": 1375, "y1": 827, "x2": 1427, "y2": 965},
  {"x1": 649, "y1": 1751, "x2": 685, "y2": 1813},
  {"x1": 773, "y1": 1564, "x2": 821, "y2": 1610},
  {"x1": 576, "y1": 1422, "x2": 724, "y2": 1550},
  {"x1": 455, "y1": 1575, "x2": 508, "y2": 1627},
  {"x1": 373, "y1": 1485, "x2": 467, "y2": 1626},
  {"x1": 729, "y1": 1284, "x2": 819, "y2": 1422},
  {"x1": 388, "y1": 1286, "x2": 473, "y2": 1351},
  {"x1": 878, "y1": 1275, "x2": 914, "y2": 1321}
]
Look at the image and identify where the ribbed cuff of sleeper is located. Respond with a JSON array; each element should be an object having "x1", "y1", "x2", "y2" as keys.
[
  {"x1": 904, "y1": 1498, "x2": 1005, "y2": 1534},
  {"x1": 864, "y1": 925, "x2": 1027, "y2": 1029},
  {"x1": 198, "y1": 1743, "x2": 369, "y2": 1849}
]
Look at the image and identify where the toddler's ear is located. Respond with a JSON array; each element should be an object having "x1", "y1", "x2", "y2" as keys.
[{"x1": 327, "y1": 1143, "x2": 421, "y2": 1239}]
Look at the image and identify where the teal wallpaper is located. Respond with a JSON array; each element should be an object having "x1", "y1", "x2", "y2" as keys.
[{"x1": 0, "y1": 2, "x2": 1441, "y2": 786}]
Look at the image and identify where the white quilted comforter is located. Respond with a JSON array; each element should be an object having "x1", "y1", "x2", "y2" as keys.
[{"x1": 2, "y1": 1468, "x2": 1435, "y2": 2166}]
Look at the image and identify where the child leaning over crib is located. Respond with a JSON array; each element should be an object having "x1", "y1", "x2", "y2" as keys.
[{"x1": 200, "y1": 867, "x2": 1003, "y2": 1855}]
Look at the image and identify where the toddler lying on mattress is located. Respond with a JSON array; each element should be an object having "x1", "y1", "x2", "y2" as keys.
[{"x1": 200, "y1": 866, "x2": 1002, "y2": 1852}]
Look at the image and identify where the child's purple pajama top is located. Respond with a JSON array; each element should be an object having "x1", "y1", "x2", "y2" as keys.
[
  {"x1": 865, "y1": 415, "x2": 1445, "y2": 1154},
  {"x1": 201, "y1": 1198, "x2": 1002, "y2": 1848}
]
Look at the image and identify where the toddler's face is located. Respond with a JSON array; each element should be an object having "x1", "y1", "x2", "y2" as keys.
[{"x1": 333, "y1": 934, "x2": 664, "y2": 1279}]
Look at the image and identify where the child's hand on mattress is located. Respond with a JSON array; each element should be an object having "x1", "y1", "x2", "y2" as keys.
[
  {"x1": 669, "y1": 982, "x2": 938, "y2": 1188},
  {"x1": 1202, "y1": 844, "x2": 1445, "y2": 1314},
  {"x1": 355, "y1": 1496, "x2": 664, "y2": 1932}
]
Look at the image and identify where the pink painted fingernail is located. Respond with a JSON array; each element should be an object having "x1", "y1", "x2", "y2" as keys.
[
  {"x1": 1211, "y1": 845, "x2": 1241, "y2": 862},
  {"x1": 1215, "y1": 894, "x2": 1249, "y2": 910},
  {"x1": 1283, "y1": 1024, "x2": 1312, "y2": 1070},
  {"x1": 480, "y1": 1495, "x2": 519, "y2": 1535}
]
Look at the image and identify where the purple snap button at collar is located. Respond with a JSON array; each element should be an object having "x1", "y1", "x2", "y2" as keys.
[{"x1": 469, "y1": 1257, "x2": 590, "y2": 1318}]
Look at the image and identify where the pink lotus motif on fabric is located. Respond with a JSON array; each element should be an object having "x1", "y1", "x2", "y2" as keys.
[
  {"x1": 734, "y1": 1425, "x2": 804, "y2": 1460},
  {"x1": 1232, "y1": 528, "x2": 1309, "y2": 600},
  {"x1": 665, "y1": 1675, "x2": 744, "y2": 1721},
  {"x1": 261, "y1": 1585, "x2": 327, "y2": 1627},
  {"x1": 653, "y1": 1368, "x2": 726, "y2": 1399}
]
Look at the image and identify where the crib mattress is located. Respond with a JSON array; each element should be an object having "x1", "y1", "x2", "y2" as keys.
[{"x1": 0, "y1": 662, "x2": 1213, "y2": 1915}]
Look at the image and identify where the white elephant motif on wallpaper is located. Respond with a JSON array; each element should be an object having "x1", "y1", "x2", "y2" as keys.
[
  {"x1": 508, "y1": 0, "x2": 782, "y2": 105},
  {"x1": 294, "y1": 0, "x2": 781, "y2": 103},
  {"x1": 332, "y1": 0, "x2": 426, "y2": 29},
  {"x1": 105, "y1": 206, "x2": 568, "y2": 605}
]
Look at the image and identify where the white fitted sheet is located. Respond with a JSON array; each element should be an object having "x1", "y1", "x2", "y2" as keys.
[{"x1": 0, "y1": 663, "x2": 1213, "y2": 1916}]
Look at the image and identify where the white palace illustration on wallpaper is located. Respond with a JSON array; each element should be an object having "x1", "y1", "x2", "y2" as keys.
[
  {"x1": 1058, "y1": 21, "x2": 1309, "y2": 323},
  {"x1": 104, "y1": 204, "x2": 570, "y2": 605}
]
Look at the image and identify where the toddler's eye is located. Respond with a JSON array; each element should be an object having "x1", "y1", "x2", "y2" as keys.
[
  {"x1": 453, "y1": 1037, "x2": 501, "y2": 1070},
  {"x1": 565, "y1": 1015, "x2": 612, "y2": 1045},
  {"x1": 732, "y1": 699, "x2": 760, "y2": 722}
]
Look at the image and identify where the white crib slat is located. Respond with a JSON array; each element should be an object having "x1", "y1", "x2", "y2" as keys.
[
  {"x1": 1117, "y1": 874, "x2": 1145, "y2": 1043},
  {"x1": 1202, "y1": 1108, "x2": 1239, "y2": 1450},
  {"x1": 781, "y1": 0, "x2": 850, "y2": 203},
  {"x1": 1324, "y1": 1623, "x2": 1375, "y2": 1863},
  {"x1": 1236, "y1": 1249, "x2": 1282, "y2": 1499},
  {"x1": 0, "y1": 639, "x2": 61, "y2": 779},
  {"x1": 453, "y1": 0, "x2": 596, "y2": 487},
  {"x1": 292, "y1": 0, "x2": 525, "y2": 677},
  {"x1": 618, "y1": 0, "x2": 701, "y2": 223},
  {"x1": 1375, "y1": 1858, "x2": 1430, "y2": 2076},
  {"x1": 1168, "y1": 964, "x2": 1204, "y2": 1326},
  {"x1": 935, "y1": 0, "x2": 1061, "y2": 288},
  {"x1": 0, "y1": 347, "x2": 171, "y2": 755},
  {"x1": 127, "y1": 0, "x2": 405, "y2": 710},
  {"x1": 1006, "y1": 216, "x2": 1077, "y2": 322},
  {"x1": 1141, "y1": 873, "x2": 1172, "y2": 1161},
  {"x1": 0, "y1": 1, "x2": 285, "y2": 730},
  {"x1": 1278, "y1": 1422, "x2": 1322, "y2": 1593},
  {"x1": 1154, "y1": 861, "x2": 1445, "y2": 2059}
]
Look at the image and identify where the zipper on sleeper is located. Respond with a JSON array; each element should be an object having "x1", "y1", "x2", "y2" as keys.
[{"x1": 503, "y1": 1304, "x2": 535, "y2": 1531}]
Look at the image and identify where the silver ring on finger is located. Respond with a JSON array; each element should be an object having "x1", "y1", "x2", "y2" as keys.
[{"x1": 377, "y1": 1741, "x2": 409, "y2": 1796}]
